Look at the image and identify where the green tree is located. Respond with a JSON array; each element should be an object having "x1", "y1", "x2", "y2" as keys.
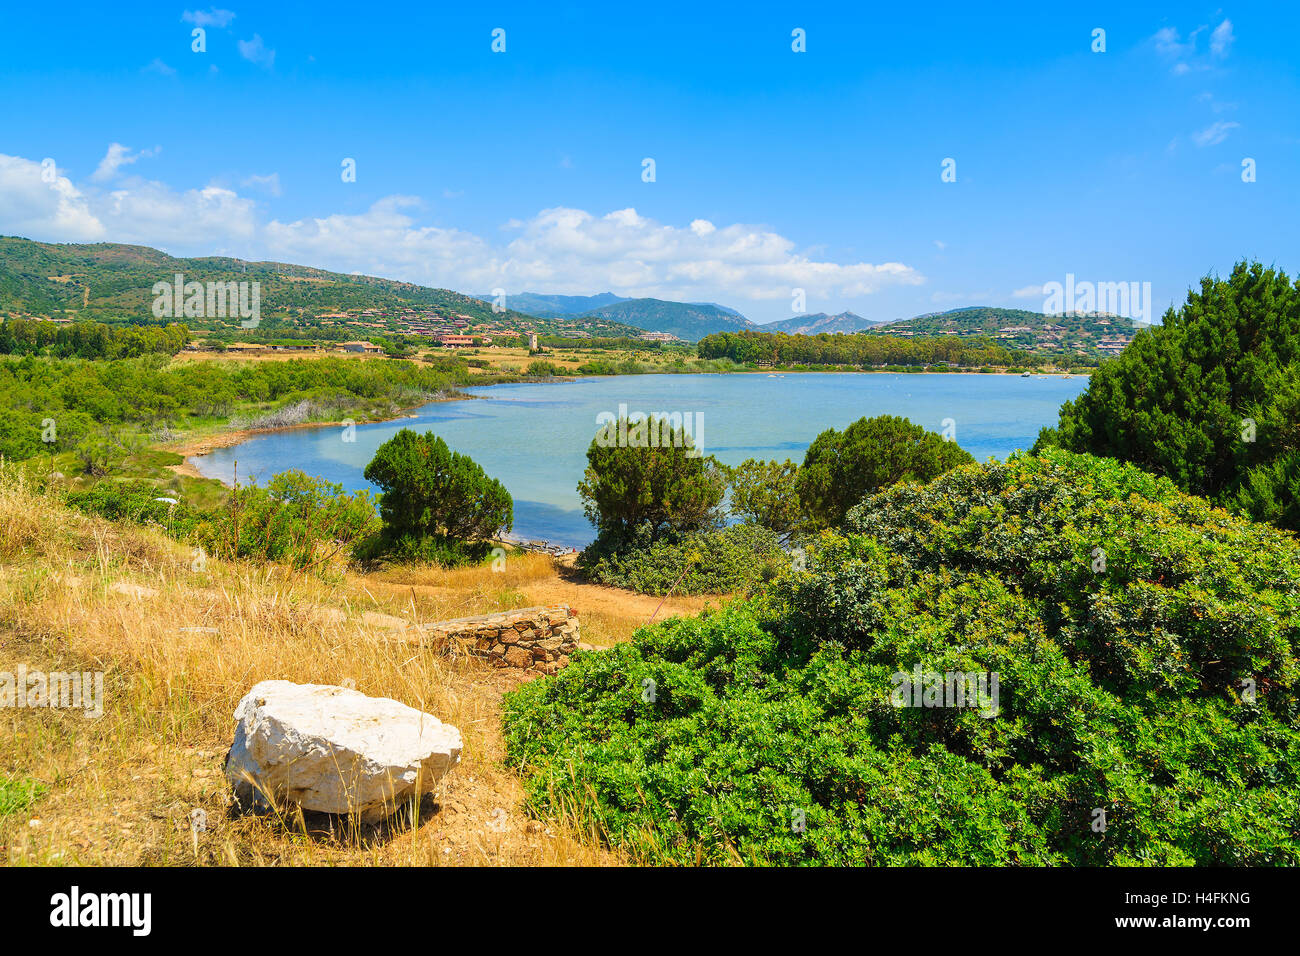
[
  {"x1": 796, "y1": 415, "x2": 974, "y2": 529},
  {"x1": 363, "y1": 429, "x2": 513, "y2": 543},
  {"x1": 577, "y1": 416, "x2": 726, "y2": 541},
  {"x1": 727, "y1": 458, "x2": 802, "y2": 543},
  {"x1": 1038, "y1": 262, "x2": 1300, "y2": 531}
]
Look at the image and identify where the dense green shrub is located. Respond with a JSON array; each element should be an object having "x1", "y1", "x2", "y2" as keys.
[
  {"x1": 362, "y1": 429, "x2": 512, "y2": 565},
  {"x1": 577, "y1": 417, "x2": 726, "y2": 540},
  {"x1": 525, "y1": 360, "x2": 564, "y2": 377},
  {"x1": 726, "y1": 458, "x2": 802, "y2": 544},
  {"x1": 579, "y1": 522, "x2": 784, "y2": 595},
  {"x1": 192, "y1": 470, "x2": 379, "y2": 568},
  {"x1": 1039, "y1": 262, "x2": 1300, "y2": 532},
  {"x1": 796, "y1": 415, "x2": 974, "y2": 530},
  {"x1": 504, "y1": 449, "x2": 1300, "y2": 865},
  {"x1": 0, "y1": 354, "x2": 472, "y2": 462},
  {"x1": 66, "y1": 479, "x2": 205, "y2": 537}
]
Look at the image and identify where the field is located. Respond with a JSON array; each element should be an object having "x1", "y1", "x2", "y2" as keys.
[{"x1": 0, "y1": 472, "x2": 713, "y2": 866}]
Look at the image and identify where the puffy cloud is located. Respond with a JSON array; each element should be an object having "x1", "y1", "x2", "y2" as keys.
[
  {"x1": 0, "y1": 150, "x2": 921, "y2": 308},
  {"x1": 0, "y1": 154, "x2": 105, "y2": 241},
  {"x1": 238, "y1": 34, "x2": 275, "y2": 68},
  {"x1": 97, "y1": 180, "x2": 258, "y2": 244},
  {"x1": 0, "y1": 151, "x2": 254, "y2": 246}
]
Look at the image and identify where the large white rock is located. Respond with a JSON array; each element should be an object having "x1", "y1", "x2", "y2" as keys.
[{"x1": 224, "y1": 680, "x2": 462, "y2": 822}]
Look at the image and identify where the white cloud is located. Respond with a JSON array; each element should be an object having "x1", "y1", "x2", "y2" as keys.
[
  {"x1": 0, "y1": 151, "x2": 922, "y2": 307},
  {"x1": 1011, "y1": 284, "x2": 1044, "y2": 299},
  {"x1": 0, "y1": 154, "x2": 106, "y2": 241},
  {"x1": 91, "y1": 143, "x2": 161, "y2": 182},
  {"x1": 1154, "y1": 19, "x2": 1233, "y2": 73},
  {"x1": 241, "y1": 172, "x2": 282, "y2": 197},
  {"x1": 238, "y1": 34, "x2": 275, "y2": 68},
  {"x1": 1210, "y1": 19, "x2": 1235, "y2": 58},
  {"x1": 182, "y1": 8, "x2": 236, "y2": 28},
  {"x1": 1193, "y1": 120, "x2": 1240, "y2": 147},
  {"x1": 1154, "y1": 26, "x2": 1196, "y2": 62},
  {"x1": 144, "y1": 58, "x2": 176, "y2": 76}
]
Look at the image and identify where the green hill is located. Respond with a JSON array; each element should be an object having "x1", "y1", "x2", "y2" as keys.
[
  {"x1": 578, "y1": 297, "x2": 754, "y2": 342},
  {"x1": 0, "y1": 237, "x2": 644, "y2": 339},
  {"x1": 873, "y1": 306, "x2": 1148, "y2": 356}
]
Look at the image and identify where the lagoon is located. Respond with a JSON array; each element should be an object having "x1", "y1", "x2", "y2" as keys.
[{"x1": 189, "y1": 372, "x2": 1090, "y2": 548}]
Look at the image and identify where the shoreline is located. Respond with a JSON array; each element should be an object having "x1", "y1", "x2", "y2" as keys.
[
  {"x1": 168, "y1": 368, "x2": 1088, "y2": 487},
  {"x1": 164, "y1": 394, "x2": 471, "y2": 482}
]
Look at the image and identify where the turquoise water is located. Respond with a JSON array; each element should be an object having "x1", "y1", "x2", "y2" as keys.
[{"x1": 189, "y1": 372, "x2": 1089, "y2": 548}]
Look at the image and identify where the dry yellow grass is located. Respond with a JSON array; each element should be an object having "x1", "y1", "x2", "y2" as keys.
[{"x1": 0, "y1": 473, "x2": 711, "y2": 866}]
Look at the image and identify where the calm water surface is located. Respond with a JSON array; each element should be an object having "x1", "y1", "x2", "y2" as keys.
[{"x1": 190, "y1": 373, "x2": 1089, "y2": 548}]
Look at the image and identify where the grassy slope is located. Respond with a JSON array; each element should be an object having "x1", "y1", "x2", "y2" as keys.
[{"x1": 0, "y1": 473, "x2": 713, "y2": 865}]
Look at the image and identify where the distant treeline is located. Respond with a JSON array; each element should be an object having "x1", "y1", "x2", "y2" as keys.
[
  {"x1": 696, "y1": 329, "x2": 1094, "y2": 368},
  {"x1": 0, "y1": 318, "x2": 190, "y2": 359},
  {"x1": 537, "y1": 335, "x2": 685, "y2": 351}
]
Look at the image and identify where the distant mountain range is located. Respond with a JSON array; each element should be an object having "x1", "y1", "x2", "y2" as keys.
[
  {"x1": 575, "y1": 298, "x2": 753, "y2": 341},
  {"x1": 0, "y1": 239, "x2": 1147, "y2": 356},
  {"x1": 757, "y1": 311, "x2": 886, "y2": 335},
  {"x1": 477, "y1": 292, "x2": 753, "y2": 341}
]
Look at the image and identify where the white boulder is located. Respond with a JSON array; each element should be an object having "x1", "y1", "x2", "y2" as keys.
[{"x1": 224, "y1": 680, "x2": 462, "y2": 822}]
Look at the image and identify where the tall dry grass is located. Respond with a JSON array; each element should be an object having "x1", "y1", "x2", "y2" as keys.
[{"x1": 0, "y1": 469, "x2": 624, "y2": 866}]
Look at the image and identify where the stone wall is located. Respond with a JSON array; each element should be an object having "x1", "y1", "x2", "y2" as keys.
[{"x1": 420, "y1": 605, "x2": 581, "y2": 674}]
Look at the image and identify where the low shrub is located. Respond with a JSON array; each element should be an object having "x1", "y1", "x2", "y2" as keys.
[
  {"x1": 504, "y1": 449, "x2": 1300, "y2": 865},
  {"x1": 578, "y1": 522, "x2": 784, "y2": 596}
]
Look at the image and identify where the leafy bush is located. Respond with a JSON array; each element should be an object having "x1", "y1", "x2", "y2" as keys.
[
  {"x1": 579, "y1": 522, "x2": 784, "y2": 595},
  {"x1": 525, "y1": 360, "x2": 564, "y2": 377},
  {"x1": 67, "y1": 479, "x2": 205, "y2": 537},
  {"x1": 504, "y1": 450, "x2": 1300, "y2": 865},
  {"x1": 351, "y1": 530, "x2": 492, "y2": 567},
  {"x1": 577, "y1": 417, "x2": 726, "y2": 541},
  {"x1": 193, "y1": 470, "x2": 379, "y2": 568},
  {"x1": 363, "y1": 429, "x2": 512, "y2": 548},
  {"x1": 727, "y1": 458, "x2": 802, "y2": 544},
  {"x1": 1039, "y1": 262, "x2": 1300, "y2": 532},
  {"x1": 796, "y1": 415, "x2": 974, "y2": 530}
]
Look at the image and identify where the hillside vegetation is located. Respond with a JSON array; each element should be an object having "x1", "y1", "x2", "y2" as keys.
[
  {"x1": 1040, "y1": 262, "x2": 1300, "y2": 532},
  {"x1": 505, "y1": 450, "x2": 1300, "y2": 865},
  {"x1": 874, "y1": 306, "x2": 1145, "y2": 356},
  {"x1": 578, "y1": 298, "x2": 754, "y2": 342}
]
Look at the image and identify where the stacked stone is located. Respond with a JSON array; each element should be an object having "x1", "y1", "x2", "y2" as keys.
[{"x1": 421, "y1": 605, "x2": 580, "y2": 674}]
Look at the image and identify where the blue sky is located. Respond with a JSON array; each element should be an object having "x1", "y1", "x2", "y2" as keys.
[{"x1": 1, "y1": 2, "x2": 1297, "y2": 322}]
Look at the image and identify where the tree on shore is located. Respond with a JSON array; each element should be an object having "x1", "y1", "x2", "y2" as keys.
[
  {"x1": 796, "y1": 415, "x2": 974, "y2": 530},
  {"x1": 577, "y1": 416, "x2": 726, "y2": 541},
  {"x1": 1036, "y1": 262, "x2": 1300, "y2": 532},
  {"x1": 363, "y1": 429, "x2": 512, "y2": 560}
]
